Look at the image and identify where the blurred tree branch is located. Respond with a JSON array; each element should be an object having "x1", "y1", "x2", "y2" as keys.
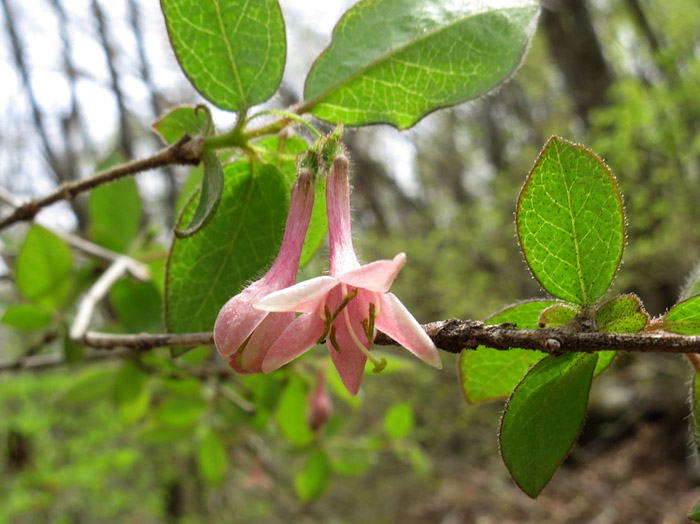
[{"x1": 0, "y1": 135, "x2": 202, "y2": 230}]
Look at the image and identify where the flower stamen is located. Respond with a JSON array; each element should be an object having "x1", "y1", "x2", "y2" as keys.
[{"x1": 341, "y1": 284, "x2": 386, "y2": 373}]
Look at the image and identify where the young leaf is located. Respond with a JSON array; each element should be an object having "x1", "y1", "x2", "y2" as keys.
[
  {"x1": 198, "y1": 429, "x2": 228, "y2": 486},
  {"x1": 89, "y1": 176, "x2": 141, "y2": 253},
  {"x1": 459, "y1": 300, "x2": 554, "y2": 404},
  {"x1": 517, "y1": 137, "x2": 625, "y2": 306},
  {"x1": 166, "y1": 161, "x2": 288, "y2": 333},
  {"x1": 538, "y1": 303, "x2": 576, "y2": 328},
  {"x1": 15, "y1": 225, "x2": 73, "y2": 309},
  {"x1": 153, "y1": 105, "x2": 211, "y2": 144},
  {"x1": 662, "y1": 295, "x2": 700, "y2": 334},
  {"x1": 2, "y1": 303, "x2": 52, "y2": 330},
  {"x1": 174, "y1": 151, "x2": 224, "y2": 237},
  {"x1": 304, "y1": 0, "x2": 539, "y2": 128},
  {"x1": 161, "y1": 0, "x2": 286, "y2": 111},
  {"x1": 499, "y1": 352, "x2": 598, "y2": 498},
  {"x1": 294, "y1": 450, "x2": 331, "y2": 501},
  {"x1": 596, "y1": 294, "x2": 648, "y2": 333}
]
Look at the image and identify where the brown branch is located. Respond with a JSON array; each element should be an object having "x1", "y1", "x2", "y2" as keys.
[
  {"x1": 0, "y1": 135, "x2": 203, "y2": 230},
  {"x1": 69, "y1": 319, "x2": 700, "y2": 356}
]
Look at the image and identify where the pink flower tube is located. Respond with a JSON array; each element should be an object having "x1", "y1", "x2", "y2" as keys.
[
  {"x1": 213, "y1": 168, "x2": 315, "y2": 373},
  {"x1": 256, "y1": 155, "x2": 441, "y2": 395}
]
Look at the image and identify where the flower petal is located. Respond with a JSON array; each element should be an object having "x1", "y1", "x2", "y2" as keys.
[
  {"x1": 328, "y1": 316, "x2": 368, "y2": 396},
  {"x1": 338, "y1": 253, "x2": 406, "y2": 293},
  {"x1": 214, "y1": 288, "x2": 269, "y2": 357},
  {"x1": 239, "y1": 311, "x2": 296, "y2": 372},
  {"x1": 254, "y1": 276, "x2": 338, "y2": 313},
  {"x1": 375, "y1": 292, "x2": 442, "y2": 369},
  {"x1": 261, "y1": 313, "x2": 325, "y2": 373}
]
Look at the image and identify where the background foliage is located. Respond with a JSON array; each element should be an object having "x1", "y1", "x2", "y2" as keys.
[{"x1": 1, "y1": 0, "x2": 700, "y2": 522}]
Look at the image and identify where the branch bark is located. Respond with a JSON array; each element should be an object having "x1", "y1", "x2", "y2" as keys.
[
  {"x1": 68, "y1": 319, "x2": 700, "y2": 356},
  {"x1": 0, "y1": 135, "x2": 202, "y2": 230}
]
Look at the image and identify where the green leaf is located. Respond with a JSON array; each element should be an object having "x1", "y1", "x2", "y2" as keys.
[
  {"x1": 2, "y1": 303, "x2": 52, "y2": 330},
  {"x1": 662, "y1": 295, "x2": 700, "y2": 334},
  {"x1": 176, "y1": 165, "x2": 204, "y2": 217},
  {"x1": 304, "y1": 0, "x2": 539, "y2": 128},
  {"x1": 15, "y1": 225, "x2": 73, "y2": 309},
  {"x1": 155, "y1": 397, "x2": 207, "y2": 427},
  {"x1": 276, "y1": 376, "x2": 313, "y2": 446},
  {"x1": 153, "y1": 105, "x2": 210, "y2": 144},
  {"x1": 596, "y1": 294, "x2": 648, "y2": 333},
  {"x1": 109, "y1": 278, "x2": 163, "y2": 333},
  {"x1": 61, "y1": 368, "x2": 118, "y2": 403},
  {"x1": 538, "y1": 303, "x2": 576, "y2": 328},
  {"x1": 516, "y1": 137, "x2": 625, "y2": 305},
  {"x1": 294, "y1": 450, "x2": 331, "y2": 501},
  {"x1": 459, "y1": 300, "x2": 554, "y2": 404},
  {"x1": 174, "y1": 151, "x2": 224, "y2": 237},
  {"x1": 383, "y1": 402, "x2": 414, "y2": 440},
  {"x1": 113, "y1": 361, "x2": 149, "y2": 405},
  {"x1": 198, "y1": 429, "x2": 228, "y2": 486},
  {"x1": 691, "y1": 372, "x2": 700, "y2": 455},
  {"x1": 161, "y1": 0, "x2": 286, "y2": 111},
  {"x1": 500, "y1": 352, "x2": 598, "y2": 498},
  {"x1": 88, "y1": 177, "x2": 141, "y2": 253},
  {"x1": 690, "y1": 499, "x2": 700, "y2": 523},
  {"x1": 166, "y1": 161, "x2": 288, "y2": 333},
  {"x1": 593, "y1": 294, "x2": 648, "y2": 375}
]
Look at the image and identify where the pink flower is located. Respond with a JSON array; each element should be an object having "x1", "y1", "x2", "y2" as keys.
[
  {"x1": 213, "y1": 168, "x2": 315, "y2": 373},
  {"x1": 255, "y1": 155, "x2": 442, "y2": 395}
]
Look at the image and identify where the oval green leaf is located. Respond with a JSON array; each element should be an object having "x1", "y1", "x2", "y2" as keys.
[
  {"x1": 276, "y1": 376, "x2": 313, "y2": 446},
  {"x1": 89, "y1": 177, "x2": 141, "y2": 253},
  {"x1": 538, "y1": 303, "x2": 576, "y2": 328},
  {"x1": 2, "y1": 303, "x2": 52, "y2": 330},
  {"x1": 161, "y1": 0, "x2": 286, "y2": 111},
  {"x1": 166, "y1": 161, "x2": 288, "y2": 333},
  {"x1": 304, "y1": 0, "x2": 539, "y2": 128},
  {"x1": 662, "y1": 295, "x2": 700, "y2": 334},
  {"x1": 294, "y1": 449, "x2": 331, "y2": 501},
  {"x1": 383, "y1": 402, "x2": 414, "y2": 440},
  {"x1": 459, "y1": 300, "x2": 554, "y2": 404},
  {"x1": 517, "y1": 137, "x2": 625, "y2": 305},
  {"x1": 500, "y1": 352, "x2": 598, "y2": 498},
  {"x1": 152, "y1": 105, "x2": 211, "y2": 144},
  {"x1": 15, "y1": 225, "x2": 73, "y2": 309}
]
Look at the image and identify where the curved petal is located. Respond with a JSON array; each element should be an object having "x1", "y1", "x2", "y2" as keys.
[
  {"x1": 261, "y1": 313, "x2": 325, "y2": 373},
  {"x1": 226, "y1": 352, "x2": 257, "y2": 375},
  {"x1": 329, "y1": 321, "x2": 368, "y2": 396},
  {"x1": 239, "y1": 311, "x2": 296, "y2": 372},
  {"x1": 214, "y1": 288, "x2": 269, "y2": 357},
  {"x1": 255, "y1": 276, "x2": 338, "y2": 313},
  {"x1": 375, "y1": 293, "x2": 442, "y2": 369},
  {"x1": 338, "y1": 253, "x2": 406, "y2": 293},
  {"x1": 328, "y1": 297, "x2": 370, "y2": 396}
]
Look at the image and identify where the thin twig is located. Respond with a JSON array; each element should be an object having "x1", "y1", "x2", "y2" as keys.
[
  {"x1": 70, "y1": 257, "x2": 132, "y2": 340},
  {"x1": 66, "y1": 318, "x2": 700, "y2": 356},
  {"x1": 0, "y1": 349, "x2": 126, "y2": 373},
  {"x1": 0, "y1": 135, "x2": 202, "y2": 230}
]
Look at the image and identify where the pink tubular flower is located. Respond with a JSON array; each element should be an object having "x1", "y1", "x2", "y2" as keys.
[
  {"x1": 213, "y1": 168, "x2": 315, "y2": 373},
  {"x1": 255, "y1": 154, "x2": 442, "y2": 395}
]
